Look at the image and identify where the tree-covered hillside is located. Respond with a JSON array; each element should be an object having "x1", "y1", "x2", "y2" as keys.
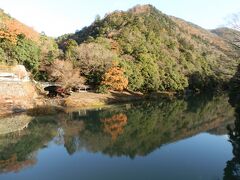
[
  {"x1": 0, "y1": 5, "x2": 239, "y2": 93},
  {"x1": 0, "y1": 9, "x2": 60, "y2": 79},
  {"x1": 57, "y1": 4, "x2": 239, "y2": 92}
]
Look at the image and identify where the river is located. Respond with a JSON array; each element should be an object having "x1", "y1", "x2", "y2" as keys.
[{"x1": 0, "y1": 93, "x2": 239, "y2": 180}]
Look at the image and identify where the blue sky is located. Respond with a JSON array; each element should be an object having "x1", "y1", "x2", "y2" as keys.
[{"x1": 0, "y1": 0, "x2": 239, "y2": 37}]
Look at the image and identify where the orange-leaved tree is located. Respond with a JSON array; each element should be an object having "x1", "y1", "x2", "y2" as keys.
[
  {"x1": 101, "y1": 66, "x2": 128, "y2": 91},
  {"x1": 0, "y1": 29, "x2": 17, "y2": 44},
  {"x1": 0, "y1": 9, "x2": 39, "y2": 44}
]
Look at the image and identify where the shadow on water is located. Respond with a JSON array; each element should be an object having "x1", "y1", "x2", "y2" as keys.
[
  {"x1": 224, "y1": 104, "x2": 240, "y2": 180},
  {"x1": 223, "y1": 93, "x2": 240, "y2": 178},
  {"x1": 222, "y1": 65, "x2": 240, "y2": 180},
  {"x1": 0, "y1": 93, "x2": 237, "y2": 174}
]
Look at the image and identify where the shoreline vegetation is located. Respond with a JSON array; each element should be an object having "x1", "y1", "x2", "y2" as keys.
[
  {"x1": 0, "y1": 89, "x2": 178, "y2": 117},
  {"x1": 0, "y1": 4, "x2": 240, "y2": 117}
]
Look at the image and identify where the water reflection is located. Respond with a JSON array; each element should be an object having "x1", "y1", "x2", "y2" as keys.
[
  {"x1": 100, "y1": 113, "x2": 128, "y2": 140},
  {"x1": 223, "y1": 93, "x2": 240, "y2": 179},
  {"x1": 0, "y1": 118, "x2": 56, "y2": 173},
  {"x1": 0, "y1": 94, "x2": 236, "y2": 175}
]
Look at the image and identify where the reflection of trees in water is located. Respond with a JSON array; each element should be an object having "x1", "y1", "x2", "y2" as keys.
[
  {"x1": 62, "y1": 121, "x2": 85, "y2": 155},
  {"x1": 223, "y1": 68, "x2": 240, "y2": 179},
  {"x1": 0, "y1": 115, "x2": 58, "y2": 173},
  {"x1": 0, "y1": 94, "x2": 236, "y2": 172},
  {"x1": 224, "y1": 92, "x2": 240, "y2": 179},
  {"x1": 75, "y1": 94, "x2": 234, "y2": 158},
  {"x1": 0, "y1": 154, "x2": 36, "y2": 173},
  {"x1": 101, "y1": 113, "x2": 128, "y2": 140},
  {"x1": 224, "y1": 112, "x2": 240, "y2": 179}
]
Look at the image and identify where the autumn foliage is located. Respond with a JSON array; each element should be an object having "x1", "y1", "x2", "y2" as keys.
[
  {"x1": 0, "y1": 10, "x2": 39, "y2": 44},
  {"x1": 101, "y1": 66, "x2": 128, "y2": 91},
  {"x1": 101, "y1": 113, "x2": 128, "y2": 140},
  {"x1": 0, "y1": 29, "x2": 17, "y2": 44},
  {"x1": 0, "y1": 154, "x2": 36, "y2": 173}
]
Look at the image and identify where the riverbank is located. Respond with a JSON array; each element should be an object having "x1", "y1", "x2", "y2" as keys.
[
  {"x1": 0, "y1": 89, "x2": 179, "y2": 117},
  {"x1": 0, "y1": 64, "x2": 175, "y2": 117},
  {"x1": 63, "y1": 91, "x2": 144, "y2": 108},
  {"x1": 0, "y1": 90, "x2": 146, "y2": 117},
  {"x1": 43, "y1": 90, "x2": 178, "y2": 110}
]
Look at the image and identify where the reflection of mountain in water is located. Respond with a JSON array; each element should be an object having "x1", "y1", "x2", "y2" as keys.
[
  {"x1": 75, "y1": 95, "x2": 234, "y2": 158},
  {"x1": 0, "y1": 94, "x2": 235, "y2": 173}
]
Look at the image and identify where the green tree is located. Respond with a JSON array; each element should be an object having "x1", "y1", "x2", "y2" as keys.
[
  {"x1": 138, "y1": 53, "x2": 161, "y2": 91},
  {"x1": 13, "y1": 34, "x2": 40, "y2": 76}
]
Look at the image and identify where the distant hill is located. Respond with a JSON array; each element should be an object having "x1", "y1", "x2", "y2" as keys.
[
  {"x1": 211, "y1": 27, "x2": 240, "y2": 48},
  {"x1": 58, "y1": 4, "x2": 239, "y2": 91}
]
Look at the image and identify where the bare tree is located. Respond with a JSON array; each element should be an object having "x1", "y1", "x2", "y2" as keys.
[
  {"x1": 46, "y1": 59, "x2": 85, "y2": 89},
  {"x1": 231, "y1": 13, "x2": 240, "y2": 30},
  {"x1": 229, "y1": 13, "x2": 240, "y2": 48},
  {"x1": 73, "y1": 42, "x2": 116, "y2": 75}
]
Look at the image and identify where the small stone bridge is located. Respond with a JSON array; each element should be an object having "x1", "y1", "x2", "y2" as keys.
[{"x1": 36, "y1": 82, "x2": 61, "y2": 88}]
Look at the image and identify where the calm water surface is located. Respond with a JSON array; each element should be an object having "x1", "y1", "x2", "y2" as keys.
[{"x1": 0, "y1": 94, "x2": 239, "y2": 180}]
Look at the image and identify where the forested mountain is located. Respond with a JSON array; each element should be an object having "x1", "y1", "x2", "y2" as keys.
[
  {"x1": 58, "y1": 4, "x2": 239, "y2": 92},
  {"x1": 0, "y1": 5, "x2": 239, "y2": 92}
]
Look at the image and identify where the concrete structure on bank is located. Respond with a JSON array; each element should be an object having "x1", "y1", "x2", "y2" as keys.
[
  {"x1": 0, "y1": 65, "x2": 30, "y2": 82},
  {"x1": 0, "y1": 65, "x2": 38, "y2": 115}
]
